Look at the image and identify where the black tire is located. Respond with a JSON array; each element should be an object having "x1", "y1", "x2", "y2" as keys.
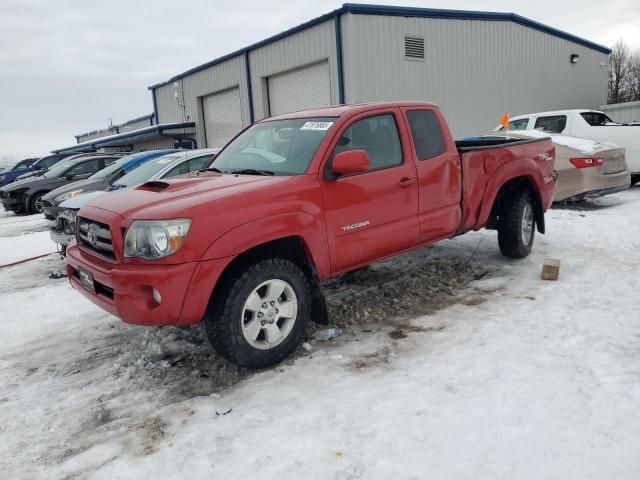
[
  {"x1": 204, "y1": 258, "x2": 311, "y2": 369},
  {"x1": 497, "y1": 189, "x2": 535, "y2": 259},
  {"x1": 28, "y1": 192, "x2": 45, "y2": 214},
  {"x1": 631, "y1": 174, "x2": 640, "y2": 187}
]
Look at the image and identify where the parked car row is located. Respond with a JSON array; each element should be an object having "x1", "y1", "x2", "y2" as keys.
[{"x1": 49, "y1": 148, "x2": 219, "y2": 253}]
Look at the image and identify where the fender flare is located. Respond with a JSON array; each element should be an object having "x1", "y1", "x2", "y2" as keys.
[
  {"x1": 200, "y1": 211, "x2": 331, "y2": 279},
  {"x1": 475, "y1": 160, "x2": 546, "y2": 233}
]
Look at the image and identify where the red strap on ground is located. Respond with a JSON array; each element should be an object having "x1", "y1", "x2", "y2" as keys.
[{"x1": 0, "y1": 252, "x2": 57, "y2": 269}]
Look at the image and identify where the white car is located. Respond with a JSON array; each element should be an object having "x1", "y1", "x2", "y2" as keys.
[{"x1": 495, "y1": 109, "x2": 640, "y2": 182}]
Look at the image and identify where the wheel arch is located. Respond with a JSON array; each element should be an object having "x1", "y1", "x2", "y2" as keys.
[
  {"x1": 208, "y1": 235, "x2": 329, "y2": 326},
  {"x1": 483, "y1": 175, "x2": 545, "y2": 234}
]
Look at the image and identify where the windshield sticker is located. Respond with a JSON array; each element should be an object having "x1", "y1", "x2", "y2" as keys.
[{"x1": 300, "y1": 121, "x2": 334, "y2": 131}]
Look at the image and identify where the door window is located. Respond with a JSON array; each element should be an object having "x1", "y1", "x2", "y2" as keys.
[
  {"x1": 407, "y1": 110, "x2": 446, "y2": 160},
  {"x1": 331, "y1": 114, "x2": 402, "y2": 171},
  {"x1": 65, "y1": 159, "x2": 101, "y2": 177},
  {"x1": 534, "y1": 115, "x2": 567, "y2": 133}
]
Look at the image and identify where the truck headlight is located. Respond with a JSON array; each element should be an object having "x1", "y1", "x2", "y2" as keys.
[
  {"x1": 124, "y1": 219, "x2": 191, "y2": 259},
  {"x1": 55, "y1": 189, "x2": 84, "y2": 202}
]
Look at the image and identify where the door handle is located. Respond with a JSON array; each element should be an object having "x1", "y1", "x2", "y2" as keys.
[{"x1": 397, "y1": 177, "x2": 416, "y2": 188}]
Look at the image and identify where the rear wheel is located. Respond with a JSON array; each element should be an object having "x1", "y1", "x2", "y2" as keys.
[
  {"x1": 497, "y1": 190, "x2": 535, "y2": 259},
  {"x1": 204, "y1": 258, "x2": 311, "y2": 369},
  {"x1": 28, "y1": 192, "x2": 45, "y2": 214},
  {"x1": 630, "y1": 174, "x2": 640, "y2": 186}
]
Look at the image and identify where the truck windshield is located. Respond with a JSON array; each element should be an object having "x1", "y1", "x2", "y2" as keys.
[{"x1": 211, "y1": 117, "x2": 337, "y2": 175}]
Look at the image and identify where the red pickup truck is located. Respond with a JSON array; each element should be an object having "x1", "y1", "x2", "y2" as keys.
[{"x1": 67, "y1": 102, "x2": 556, "y2": 368}]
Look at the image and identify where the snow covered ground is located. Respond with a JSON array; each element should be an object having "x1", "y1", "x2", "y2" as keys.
[{"x1": 1, "y1": 190, "x2": 639, "y2": 479}]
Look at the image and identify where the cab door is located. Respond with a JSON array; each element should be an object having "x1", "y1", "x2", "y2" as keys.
[
  {"x1": 401, "y1": 108, "x2": 462, "y2": 242},
  {"x1": 320, "y1": 110, "x2": 420, "y2": 274}
]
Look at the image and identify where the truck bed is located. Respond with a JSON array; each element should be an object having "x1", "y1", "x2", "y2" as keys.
[{"x1": 455, "y1": 136, "x2": 555, "y2": 233}]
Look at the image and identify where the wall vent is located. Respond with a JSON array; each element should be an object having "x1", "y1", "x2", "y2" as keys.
[{"x1": 404, "y1": 36, "x2": 425, "y2": 60}]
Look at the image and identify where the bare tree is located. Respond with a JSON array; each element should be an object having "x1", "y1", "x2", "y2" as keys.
[
  {"x1": 627, "y1": 51, "x2": 640, "y2": 102},
  {"x1": 0, "y1": 155, "x2": 16, "y2": 167},
  {"x1": 608, "y1": 39, "x2": 630, "y2": 104}
]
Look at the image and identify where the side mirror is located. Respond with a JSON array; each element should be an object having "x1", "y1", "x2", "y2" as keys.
[{"x1": 331, "y1": 149, "x2": 370, "y2": 177}]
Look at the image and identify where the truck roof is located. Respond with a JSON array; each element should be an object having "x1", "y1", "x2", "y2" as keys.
[
  {"x1": 509, "y1": 109, "x2": 602, "y2": 120},
  {"x1": 263, "y1": 101, "x2": 439, "y2": 122}
]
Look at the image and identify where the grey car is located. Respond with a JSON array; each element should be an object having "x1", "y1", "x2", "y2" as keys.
[
  {"x1": 51, "y1": 148, "x2": 219, "y2": 251},
  {"x1": 0, "y1": 154, "x2": 120, "y2": 214}
]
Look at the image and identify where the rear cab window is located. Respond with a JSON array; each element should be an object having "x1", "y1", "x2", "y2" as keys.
[
  {"x1": 534, "y1": 115, "x2": 567, "y2": 133},
  {"x1": 580, "y1": 112, "x2": 616, "y2": 126},
  {"x1": 406, "y1": 110, "x2": 446, "y2": 160}
]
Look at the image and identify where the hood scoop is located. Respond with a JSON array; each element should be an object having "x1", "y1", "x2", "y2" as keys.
[{"x1": 137, "y1": 181, "x2": 170, "y2": 192}]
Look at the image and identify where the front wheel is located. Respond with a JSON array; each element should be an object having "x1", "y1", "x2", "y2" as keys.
[
  {"x1": 29, "y1": 192, "x2": 45, "y2": 214},
  {"x1": 205, "y1": 258, "x2": 311, "y2": 369},
  {"x1": 497, "y1": 190, "x2": 535, "y2": 259}
]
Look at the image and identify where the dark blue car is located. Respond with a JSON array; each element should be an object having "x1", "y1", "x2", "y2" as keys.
[
  {"x1": 41, "y1": 149, "x2": 177, "y2": 218},
  {"x1": 0, "y1": 154, "x2": 69, "y2": 187}
]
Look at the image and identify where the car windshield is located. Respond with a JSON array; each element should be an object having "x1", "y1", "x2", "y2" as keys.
[
  {"x1": 211, "y1": 117, "x2": 336, "y2": 175},
  {"x1": 114, "y1": 153, "x2": 185, "y2": 187},
  {"x1": 10, "y1": 159, "x2": 34, "y2": 171},
  {"x1": 42, "y1": 158, "x2": 78, "y2": 178}
]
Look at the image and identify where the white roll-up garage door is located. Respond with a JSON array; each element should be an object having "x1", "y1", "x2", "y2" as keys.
[
  {"x1": 202, "y1": 87, "x2": 243, "y2": 148},
  {"x1": 268, "y1": 61, "x2": 331, "y2": 116}
]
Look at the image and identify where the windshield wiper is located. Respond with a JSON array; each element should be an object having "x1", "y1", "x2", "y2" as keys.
[
  {"x1": 229, "y1": 168, "x2": 275, "y2": 176},
  {"x1": 205, "y1": 167, "x2": 226, "y2": 173}
]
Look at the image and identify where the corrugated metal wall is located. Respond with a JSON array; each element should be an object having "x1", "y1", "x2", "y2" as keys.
[
  {"x1": 154, "y1": 55, "x2": 248, "y2": 147},
  {"x1": 601, "y1": 101, "x2": 640, "y2": 123},
  {"x1": 248, "y1": 20, "x2": 338, "y2": 119},
  {"x1": 119, "y1": 116, "x2": 154, "y2": 133},
  {"x1": 341, "y1": 13, "x2": 609, "y2": 137}
]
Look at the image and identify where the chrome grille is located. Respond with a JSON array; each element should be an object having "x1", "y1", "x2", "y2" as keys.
[{"x1": 77, "y1": 217, "x2": 115, "y2": 260}]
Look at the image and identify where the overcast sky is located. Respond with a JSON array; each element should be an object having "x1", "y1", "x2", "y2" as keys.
[{"x1": 1, "y1": 0, "x2": 639, "y2": 161}]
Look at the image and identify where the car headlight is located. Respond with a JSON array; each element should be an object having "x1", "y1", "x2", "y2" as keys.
[
  {"x1": 0, "y1": 175, "x2": 5, "y2": 181},
  {"x1": 58, "y1": 209, "x2": 78, "y2": 234},
  {"x1": 124, "y1": 219, "x2": 191, "y2": 259},
  {"x1": 55, "y1": 190, "x2": 84, "y2": 202}
]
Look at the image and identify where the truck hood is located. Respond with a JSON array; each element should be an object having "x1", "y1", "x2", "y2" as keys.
[{"x1": 84, "y1": 173, "x2": 291, "y2": 220}]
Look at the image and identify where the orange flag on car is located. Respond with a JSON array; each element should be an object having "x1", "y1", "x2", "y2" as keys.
[{"x1": 500, "y1": 112, "x2": 510, "y2": 129}]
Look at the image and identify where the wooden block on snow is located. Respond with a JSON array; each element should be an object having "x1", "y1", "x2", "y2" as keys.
[{"x1": 541, "y1": 258, "x2": 560, "y2": 281}]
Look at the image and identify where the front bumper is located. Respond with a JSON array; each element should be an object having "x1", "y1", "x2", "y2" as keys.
[
  {"x1": 66, "y1": 243, "x2": 232, "y2": 326},
  {"x1": 50, "y1": 228, "x2": 73, "y2": 247}
]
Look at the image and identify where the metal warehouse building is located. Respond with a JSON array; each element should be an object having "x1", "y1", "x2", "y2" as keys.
[{"x1": 147, "y1": 3, "x2": 611, "y2": 149}]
